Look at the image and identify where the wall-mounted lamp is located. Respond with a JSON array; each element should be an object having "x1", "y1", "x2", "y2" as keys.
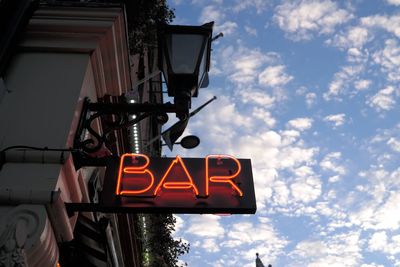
[
  {"x1": 73, "y1": 22, "x2": 214, "y2": 156},
  {"x1": 159, "y1": 21, "x2": 214, "y2": 120}
]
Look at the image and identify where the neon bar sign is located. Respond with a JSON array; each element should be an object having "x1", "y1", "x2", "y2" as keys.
[{"x1": 100, "y1": 154, "x2": 256, "y2": 214}]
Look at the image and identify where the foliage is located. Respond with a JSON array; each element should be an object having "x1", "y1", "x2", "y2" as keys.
[
  {"x1": 142, "y1": 214, "x2": 190, "y2": 267},
  {"x1": 121, "y1": 0, "x2": 175, "y2": 55}
]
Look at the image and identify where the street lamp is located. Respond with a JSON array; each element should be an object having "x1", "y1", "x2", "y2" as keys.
[{"x1": 158, "y1": 21, "x2": 214, "y2": 120}]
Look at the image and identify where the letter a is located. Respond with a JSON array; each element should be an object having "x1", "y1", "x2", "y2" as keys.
[{"x1": 153, "y1": 156, "x2": 199, "y2": 196}]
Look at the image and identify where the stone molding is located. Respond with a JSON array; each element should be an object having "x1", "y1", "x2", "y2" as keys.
[{"x1": 0, "y1": 205, "x2": 58, "y2": 267}]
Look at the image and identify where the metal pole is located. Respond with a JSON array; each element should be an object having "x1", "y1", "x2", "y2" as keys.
[
  {"x1": 87, "y1": 102, "x2": 178, "y2": 114},
  {"x1": 131, "y1": 70, "x2": 161, "y2": 89}
]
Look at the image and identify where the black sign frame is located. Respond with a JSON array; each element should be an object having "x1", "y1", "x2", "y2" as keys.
[{"x1": 66, "y1": 155, "x2": 257, "y2": 214}]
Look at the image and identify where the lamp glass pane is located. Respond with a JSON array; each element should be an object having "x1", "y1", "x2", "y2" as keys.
[
  {"x1": 198, "y1": 42, "x2": 208, "y2": 85},
  {"x1": 162, "y1": 51, "x2": 169, "y2": 83},
  {"x1": 166, "y1": 34, "x2": 205, "y2": 74}
]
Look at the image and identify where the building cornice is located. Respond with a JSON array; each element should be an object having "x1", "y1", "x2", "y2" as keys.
[{"x1": 20, "y1": 6, "x2": 132, "y2": 97}]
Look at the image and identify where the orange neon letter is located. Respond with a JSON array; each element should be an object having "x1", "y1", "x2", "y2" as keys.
[
  {"x1": 153, "y1": 156, "x2": 199, "y2": 196},
  {"x1": 116, "y1": 153, "x2": 154, "y2": 196},
  {"x1": 205, "y1": 155, "x2": 243, "y2": 197}
]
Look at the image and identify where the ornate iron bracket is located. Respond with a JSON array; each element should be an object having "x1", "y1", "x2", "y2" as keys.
[{"x1": 74, "y1": 97, "x2": 185, "y2": 154}]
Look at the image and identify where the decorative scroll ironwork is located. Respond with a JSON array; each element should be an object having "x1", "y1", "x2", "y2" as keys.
[{"x1": 74, "y1": 98, "x2": 182, "y2": 154}]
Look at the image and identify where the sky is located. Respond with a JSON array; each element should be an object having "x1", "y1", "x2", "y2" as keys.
[{"x1": 161, "y1": 0, "x2": 400, "y2": 266}]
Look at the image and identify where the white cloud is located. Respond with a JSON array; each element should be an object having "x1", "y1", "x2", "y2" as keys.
[
  {"x1": 328, "y1": 175, "x2": 340, "y2": 183},
  {"x1": 386, "y1": 0, "x2": 400, "y2": 5},
  {"x1": 215, "y1": 21, "x2": 238, "y2": 36},
  {"x1": 323, "y1": 113, "x2": 346, "y2": 127},
  {"x1": 286, "y1": 117, "x2": 313, "y2": 131},
  {"x1": 324, "y1": 15, "x2": 400, "y2": 102},
  {"x1": 349, "y1": 167, "x2": 400, "y2": 231},
  {"x1": 367, "y1": 86, "x2": 397, "y2": 112},
  {"x1": 368, "y1": 231, "x2": 400, "y2": 267},
  {"x1": 345, "y1": 27, "x2": 370, "y2": 48},
  {"x1": 198, "y1": 5, "x2": 239, "y2": 36},
  {"x1": 293, "y1": 165, "x2": 314, "y2": 177},
  {"x1": 172, "y1": 0, "x2": 183, "y2": 4},
  {"x1": 305, "y1": 92, "x2": 317, "y2": 107},
  {"x1": 258, "y1": 65, "x2": 293, "y2": 87},
  {"x1": 329, "y1": 26, "x2": 370, "y2": 49},
  {"x1": 347, "y1": 48, "x2": 369, "y2": 63},
  {"x1": 363, "y1": 167, "x2": 400, "y2": 195},
  {"x1": 320, "y1": 152, "x2": 346, "y2": 175},
  {"x1": 291, "y1": 175, "x2": 322, "y2": 203},
  {"x1": 185, "y1": 215, "x2": 225, "y2": 238},
  {"x1": 354, "y1": 79, "x2": 371, "y2": 91},
  {"x1": 295, "y1": 86, "x2": 307, "y2": 95},
  {"x1": 277, "y1": 146, "x2": 318, "y2": 169},
  {"x1": 199, "y1": 5, "x2": 224, "y2": 23},
  {"x1": 370, "y1": 124, "x2": 400, "y2": 157},
  {"x1": 252, "y1": 107, "x2": 276, "y2": 128},
  {"x1": 324, "y1": 25, "x2": 378, "y2": 101},
  {"x1": 324, "y1": 64, "x2": 365, "y2": 100},
  {"x1": 368, "y1": 231, "x2": 400, "y2": 258},
  {"x1": 273, "y1": 180, "x2": 290, "y2": 205},
  {"x1": 213, "y1": 44, "x2": 291, "y2": 112},
  {"x1": 326, "y1": 78, "x2": 344, "y2": 99},
  {"x1": 186, "y1": 217, "x2": 288, "y2": 266},
  {"x1": 173, "y1": 215, "x2": 185, "y2": 234},
  {"x1": 233, "y1": 0, "x2": 268, "y2": 14},
  {"x1": 368, "y1": 231, "x2": 388, "y2": 252},
  {"x1": 281, "y1": 130, "x2": 301, "y2": 146},
  {"x1": 222, "y1": 217, "x2": 288, "y2": 262},
  {"x1": 361, "y1": 14, "x2": 400, "y2": 38},
  {"x1": 188, "y1": 94, "x2": 254, "y2": 149},
  {"x1": 372, "y1": 39, "x2": 400, "y2": 82},
  {"x1": 274, "y1": 0, "x2": 353, "y2": 41},
  {"x1": 238, "y1": 89, "x2": 276, "y2": 107},
  {"x1": 361, "y1": 264, "x2": 385, "y2": 267},
  {"x1": 289, "y1": 231, "x2": 362, "y2": 266},
  {"x1": 370, "y1": 192, "x2": 400, "y2": 230},
  {"x1": 244, "y1": 25, "x2": 257, "y2": 36},
  {"x1": 235, "y1": 131, "x2": 281, "y2": 168},
  {"x1": 202, "y1": 238, "x2": 220, "y2": 252},
  {"x1": 252, "y1": 168, "x2": 275, "y2": 212},
  {"x1": 220, "y1": 46, "x2": 279, "y2": 86},
  {"x1": 387, "y1": 138, "x2": 400, "y2": 152}
]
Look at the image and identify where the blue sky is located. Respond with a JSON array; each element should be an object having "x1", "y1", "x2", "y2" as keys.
[{"x1": 162, "y1": 0, "x2": 400, "y2": 266}]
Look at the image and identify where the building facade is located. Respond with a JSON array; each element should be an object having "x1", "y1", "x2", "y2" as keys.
[{"x1": 0, "y1": 2, "x2": 162, "y2": 266}]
